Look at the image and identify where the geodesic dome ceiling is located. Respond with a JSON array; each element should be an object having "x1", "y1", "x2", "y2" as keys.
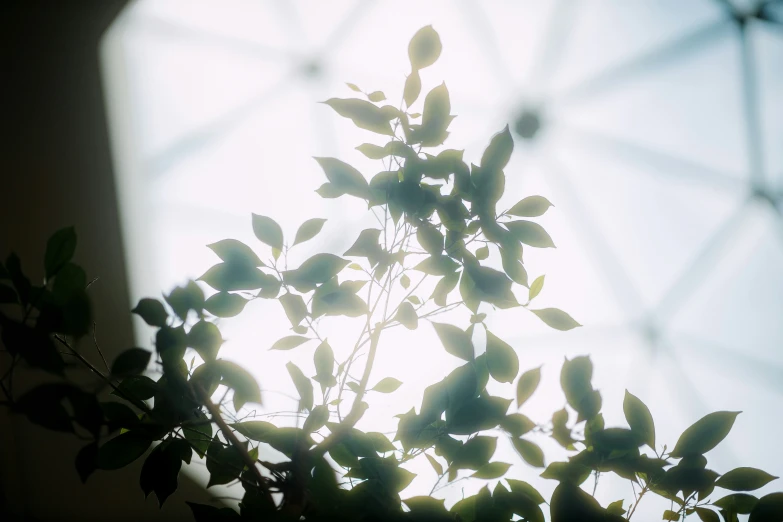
[{"x1": 101, "y1": 0, "x2": 783, "y2": 513}]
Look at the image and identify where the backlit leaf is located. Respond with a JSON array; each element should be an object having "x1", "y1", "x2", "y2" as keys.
[
  {"x1": 404, "y1": 70, "x2": 422, "y2": 107},
  {"x1": 279, "y1": 292, "x2": 308, "y2": 327},
  {"x1": 508, "y1": 196, "x2": 554, "y2": 217},
  {"x1": 203, "y1": 292, "x2": 247, "y2": 318},
  {"x1": 670, "y1": 411, "x2": 741, "y2": 458},
  {"x1": 293, "y1": 218, "x2": 327, "y2": 247},
  {"x1": 394, "y1": 301, "x2": 418, "y2": 330},
  {"x1": 187, "y1": 320, "x2": 223, "y2": 361},
  {"x1": 251, "y1": 214, "x2": 283, "y2": 251},
  {"x1": 471, "y1": 462, "x2": 511, "y2": 479},
  {"x1": 213, "y1": 360, "x2": 262, "y2": 411},
  {"x1": 367, "y1": 91, "x2": 386, "y2": 102},
  {"x1": 408, "y1": 25, "x2": 442, "y2": 70},
  {"x1": 530, "y1": 308, "x2": 581, "y2": 331},
  {"x1": 624, "y1": 390, "x2": 655, "y2": 449},
  {"x1": 505, "y1": 220, "x2": 555, "y2": 248},
  {"x1": 528, "y1": 275, "x2": 544, "y2": 301},
  {"x1": 432, "y1": 322, "x2": 473, "y2": 361},
  {"x1": 512, "y1": 438, "x2": 545, "y2": 468},
  {"x1": 322, "y1": 98, "x2": 394, "y2": 136},
  {"x1": 716, "y1": 467, "x2": 778, "y2": 492},
  {"x1": 286, "y1": 362, "x2": 314, "y2": 412},
  {"x1": 486, "y1": 331, "x2": 519, "y2": 383},
  {"x1": 371, "y1": 377, "x2": 403, "y2": 393},
  {"x1": 131, "y1": 298, "x2": 168, "y2": 327},
  {"x1": 270, "y1": 335, "x2": 311, "y2": 351},
  {"x1": 207, "y1": 239, "x2": 264, "y2": 267},
  {"x1": 516, "y1": 367, "x2": 541, "y2": 408},
  {"x1": 426, "y1": 453, "x2": 444, "y2": 476}
]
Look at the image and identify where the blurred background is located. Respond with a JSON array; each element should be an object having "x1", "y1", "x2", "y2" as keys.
[{"x1": 3, "y1": 0, "x2": 782, "y2": 520}]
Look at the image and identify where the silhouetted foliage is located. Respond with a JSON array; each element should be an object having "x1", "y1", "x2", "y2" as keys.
[{"x1": 1, "y1": 26, "x2": 781, "y2": 522}]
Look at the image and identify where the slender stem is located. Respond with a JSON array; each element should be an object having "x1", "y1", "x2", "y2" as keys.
[
  {"x1": 194, "y1": 383, "x2": 275, "y2": 507},
  {"x1": 53, "y1": 334, "x2": 150, "y2": 413},
  {"x1": 311, "y1": 325, "x2": 381, "y2": 458},
  {"x1": 92, "y1": 322, "x2": 111, "y2": 374}
]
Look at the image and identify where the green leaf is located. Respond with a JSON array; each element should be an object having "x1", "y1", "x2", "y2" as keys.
[
  {"x1": 371, "y1": 377, "x2": 402, "y2": 393},
  {"x1": 560, "y1": 355, "x2": 593, "y2": 410},
  {"x1": 207, "y1": 239, "x2": 264, "y2": 267},
  {"x1": 365, "y1": 432, "x2": 396, "y2": 453},
  {"x1": 486, "y1": 331, "x2": 519, "y2": 383},
  {"x1": 714, "y1": 493, "x2": 759, "y2": 514},
  {"x1": 749, "y1": 493, "x2": 783, "y2": 522},
  {"x1": 412, "y1": 83, "x2": 453, "y2": 147},
  {"x1": 367, "y1": 91, "x2": 386, "y2": 102},
  {"x1": 211, "y1": 360, "x2": 262, "y2": 411},
  {"x1": 187, "y1": 320, "x2": 223, "y2": 361},
  {"x1": 408, "y1": 25, "x2": 442, "y2": 70},
  {"x1": 279, "y1": 292, "x2": 308, "y2": 327},
  {"x1": 131, "y1": 298, "x2": 168, "y2": 327},
  {"x1": 512, "y1": 437, "x2": 545, "y2": 468},
  {"x1": 164, "y1": 281, "x2": 204, "y2": 321},
  {"x1": 44, "y1": 226, "x2": 77, "y2": 279},
  {"x1": 97, "y1": 432, "x2": 151, "y2": 470},
  {"x1": 346, "y1": 82, "x2": 361, "y2": 92},
  {"x1": 516, "y1": 366, "x2": 541, "y2": 407},
  {"x1": 286, "y1": 362, "x2": 314, "y2": 412},
  {"x1": 282, "y1": 253, "x2": 349, "y2": 292},
  {"x1": 183, "y1": 413, "x2": 212, "y2": 459},
  {"x1": 475, "y1": 245, "x2": 489, "y2": 260},
  {"x1": 204, "y1": 292, "x2": 247, "y2": 318},
  {"x1": 313, "y1": 340, "x2": 336, "y2": 388},
  {"x1": 425, "y1": 453, "x2": 444, "y2": 476},
  {"x1": 662, "y1": 509, "x2": 680, "y2": 521},
  {"x1": 694, "y1": 507, "x2": 720, "y2": 522},
  {"x1": 716, "y1": 467, "x2": 778, "y2": 492},
  {"x1": 417, "y1": 223, "x2": 444, "y2": 256},
  {"x1": 455, "y1": 436, "x2": 497, "y2": 470},
  {"x1": 508, "y1": 196, "x2": 554, "y2": 217},
  {"x1": 303, "y1": 405, "x2": 329, "y2": 433},
  {"x1": 623, "y1": 390, "x2": 655, "y2": 449},
  {"x1": 322, "y1": 98, "x2": 394, "y2": 136},
  {"x1": 198, "y1": 263, "x2": 275, "y2": 292},
  {"x1": 670, "y1": 411, "x2": 741, "y2": 458},
  {"x1": 413, "y1": 255, "x2": 458, "y2": 275},
  {"x1": 501, "y1": 413, "x2": 536, "y2": 437},
  {"x1": 471, "y1": 462, "x2": 511, "y2": 479},
  {"x1": 480, "y1": 125, "x2": 514, "y2": 174},
  {"x1": 231, "y1": 421, "x2": 275, "y2": 441},
  {"x1": 462, "y1": 264, "x2": 519, "y2": 310},
  {"x1": 528, "y1": 275, "x2": 544, "y2": 302},
  {"x1": 394, "y1": 301, "x2": 418, "y2": 330},
  {"x1": 270, "y1": 335, "x2": 311, "y2": 351},
  {"x1": 251, "y1": 214, "x2": 283, "y2": 251},
  {"x1": 505, "y1": 220, "x2": 555, "y2": 248},
  {"x1": 550, "y1": 482, "x2": 605, "y2": 522},
  {"x1": 293, "y1": 218, "x2": 327, "y2": 247},
  {"x1": 530, "y1": 308, "x2": 581, "y2": 331},
  {"x1": 404, "y1": 69, "x2": 422, "y2": 107},
  {"x1": 431, "y1": 271, "x2": 459, "y2": 306},
  {"x1": 400, "y1": 274, "x2": 411, "y2": 289},
  {"x1": 140, "y1": 442, "x2": 183, "y2": 506},
  {"x1": 113, "y1": 375, "x2": 157, "y2": 401},
  {"x1": 111, "y1": 348, "x2": 151, "y2": 376},
  {"x1": 431, "y1": 322, "x2": 473, "y2": 361},
  {"x1": 606, "y1": 500, "x2": 626, "y2": 516}
]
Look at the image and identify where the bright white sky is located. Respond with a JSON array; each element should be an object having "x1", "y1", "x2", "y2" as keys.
[{"x1": 101, "y1": 0, "x2": 783, "y2": 516}]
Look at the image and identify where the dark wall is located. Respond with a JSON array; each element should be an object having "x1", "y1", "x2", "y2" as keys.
[{"x1": 0, "y1": 2, "x2": 210, "y2": 520}]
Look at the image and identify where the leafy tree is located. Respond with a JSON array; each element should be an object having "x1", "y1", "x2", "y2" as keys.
[{"x1": 1, "y1": 26, "x2": 782, "y2": 522}]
